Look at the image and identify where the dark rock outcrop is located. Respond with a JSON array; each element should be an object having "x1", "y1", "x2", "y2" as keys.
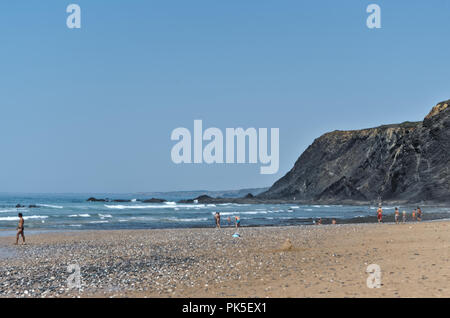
[
  {"x1": 142, "y1": 198, "x2": 166, "y2": 203},
  {"x1": 87, "y1": 197, "x2": 107, "y2": 202},
  {"x1": 178, "y1": 195, "x2": 214, "y2": 204},
  {"x1": 259, "y1": 100, "x2": 450, "y2": 204}
]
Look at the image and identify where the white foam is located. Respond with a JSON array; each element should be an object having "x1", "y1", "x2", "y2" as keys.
[
  {"x1": 166, "y1": 217, "x2": 208, "y2": 222},
  {"x1": 214, "y1": 211, "x2": 267, "y2": 216},
  {"x1": 89, "y1": 220, "x2": 109, "y2": 224},
  {"x1": 26, "y1": 215, "x2": 49, "y2": 220},
  {"x1": 98, "y1": 214, "x2": 112, "y2": 218},
  {"x1": 69, "y1": 214, "x2": 91, "y2": 218},
  {"x1": 105, "y1": 204, "x2": 207, "y2": 209},
  {"x1": 0, "y1": 215, "x2": 48, "y2": 221},
  {"x1": 0, "y1": 209, "x2": 16, "y2": 213},
  {"x1": 38, "y1": 204, "x2": 63, "y2": 209}
]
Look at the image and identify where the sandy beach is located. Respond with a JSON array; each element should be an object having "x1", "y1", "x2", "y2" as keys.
[{"x1": 0, "y1": 221, "x2": 448, "y2": 298}]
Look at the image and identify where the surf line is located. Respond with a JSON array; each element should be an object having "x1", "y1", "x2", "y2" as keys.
[{"x1": 170, "y1": 120, "x2": 279, "y2": 174}]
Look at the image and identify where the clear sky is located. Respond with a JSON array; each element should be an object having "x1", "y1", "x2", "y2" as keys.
[{"x1": 0, "y1": 0, "x2": 449, "y2": 193}]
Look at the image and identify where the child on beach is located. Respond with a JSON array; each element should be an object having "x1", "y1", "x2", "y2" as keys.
[
  {"x1": 15, "y1": 213, "x2": 25, "y2": 245},
  {"x1": 395, "y1": 208, "x2": 400, "y2": 224},
  {"x1": 402, "y1": 211, "x2": 406, "y2": 223}
]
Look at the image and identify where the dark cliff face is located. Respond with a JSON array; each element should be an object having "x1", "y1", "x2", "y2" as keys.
[{"x1": 260, "y1": 100, "x2": 450, "y2": 204}]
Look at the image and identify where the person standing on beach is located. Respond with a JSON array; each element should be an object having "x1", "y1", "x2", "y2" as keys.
[
  {"x1": 235, "y1": 216, "x2": 241, "y2": 229},
  {"x1": 417, "y1": 207, "x2": 422, "y2": 221},
  {"x1": 412, "y1": 209, "x2": 416, "y2": 221},
  {"x1": 377, "y1": 206, "x2": 383, "y2": 223},
  {"x1": 395, "y1": 208, "x2": 400, "y2": 224},
  {"x1": 402, "y1": 210, "x2": 407, "y2": 223},
  {"x1": 214, "y1": 212, "x2": 221, "y2": 228},
  {"x1": 15, "y1": 213, "x2": 25, "y2": 245}
]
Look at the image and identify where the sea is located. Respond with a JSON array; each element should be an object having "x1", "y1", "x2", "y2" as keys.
[{"x1": 0, "y1": 193, "x2": 449, "y2": 231}]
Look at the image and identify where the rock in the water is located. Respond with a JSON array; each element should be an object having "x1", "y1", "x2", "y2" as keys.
[
  {"x1": 178, "y1": 195, "x2": 214, "y2": 204},
  {"x1": 142, "y1": 198, "x2": 166, "y2": 203},
  {"x1": 87, "y1": 197, "x2": 107, "y2": 202}
]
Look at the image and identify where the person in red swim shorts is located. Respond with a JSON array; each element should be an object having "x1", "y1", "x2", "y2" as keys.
[{"x1": 376, "y1": 206, "x2": 383, "y2": 223}]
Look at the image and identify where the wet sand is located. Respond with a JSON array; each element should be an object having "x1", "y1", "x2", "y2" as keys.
[{"x1": 0, "y1": 221, "x2": 448, "y2": 298}]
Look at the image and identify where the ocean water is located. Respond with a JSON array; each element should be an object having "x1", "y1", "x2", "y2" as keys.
[{"x1": 0, "y1": 193, "x2": 449, "y2": 231}]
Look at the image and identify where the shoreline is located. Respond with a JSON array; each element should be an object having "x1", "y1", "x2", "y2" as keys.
[
  {"x1": 1, "y1": 220, "x2": 449, "y2": 298},
  {"x1": 0, "y1": 214, "x2": 449, "y2": 234}
]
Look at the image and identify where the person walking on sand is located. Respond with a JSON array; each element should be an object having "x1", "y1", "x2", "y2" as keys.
[
  {"x1": 395, "y1": 207, "x2": 400, "y2": 224},
  {"x1": 15, "y1": 213, "x2": 25, "y2": 245},
  {"x1": 412, "y1": 209, "x2": 416, "y2": 221},
  {"x1": 214, "y1": 212, "x2": 221, "y2": 228},
  {"x1": 377, "y1": 205, "x2": 383, "y2": 223},
  {"x1": 417, "y1": 207, "x2": 422, "y2": 221},
  {"x1": 402, "y1": 210, "x2": 407, "y2": 223}
]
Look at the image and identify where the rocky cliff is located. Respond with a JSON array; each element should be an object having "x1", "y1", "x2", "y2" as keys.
[{"x1": 259, "y1": 100, "x2": 450, "y2": 204}]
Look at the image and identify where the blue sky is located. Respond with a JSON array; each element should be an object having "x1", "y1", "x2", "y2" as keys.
[{"x1": 0, "y1": 1, "x2": 449, "y2": 193}]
